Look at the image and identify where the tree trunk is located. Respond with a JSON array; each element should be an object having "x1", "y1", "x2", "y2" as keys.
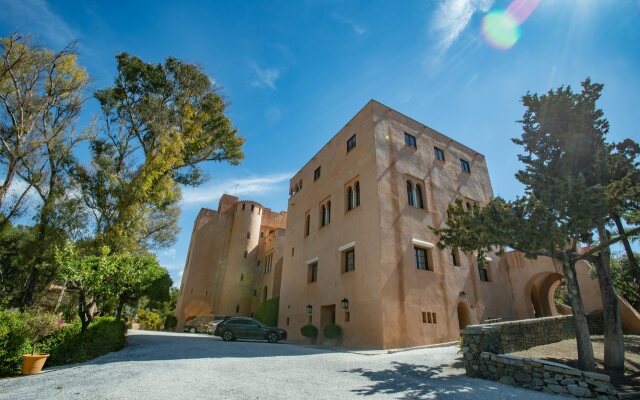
[
  {"x1": 596, "y1": 224, "x2": 625, "y2": 370},
  {"x1": 116, "y1": 296, "x2": 126, "y2": 320},
  {"x1": 614, "y1": 215, "x2": 640, "y2": 283},
  {"x1": 21, "y1": 193, "x2": 53, "y2": 307},
  {"x1": 562, "y1": 254, "x2": 596, "y2": 371},
  {"x1": 78, "y1": 291, "x2": 89, "y2": 333},
  {"x1": 20, "y1": 268, "x2": 38, "y2": 309}
]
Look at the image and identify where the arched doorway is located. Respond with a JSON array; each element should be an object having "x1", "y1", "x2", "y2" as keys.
[
  {"x1": 525, "y1": 272, "x2": 564, "y2": 318},
  {"x1": 457, "y1": 302, "x2": 471, "y2": 330}
]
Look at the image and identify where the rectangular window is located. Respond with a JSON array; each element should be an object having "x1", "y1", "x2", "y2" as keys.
[
  {"x1": 451, "y1": 248, "x2": 460, "y2": 267},
  {"x1": 479, "y1": 263, "x2": 490, "y2": 282},
  {"x1": 414, "y1": 247, "x2": 430, "y2": 271},
  {"x1": 314, "y1": 167, "x2": 321, "y2": 181},
  {"x1": 286, "y1": 317, "x2": 290, "y2": 326},
  {"x1": 235, "y1": 305, "x2": 240, "y2": 313},
  {"x1": 404, "y1": 132, "x2": 417, "y2": 148},
  {"x1": 435, "y1": 147, "x2": 445, "y2": 161},
  {"x1": 344, "y1": 249, "x2": 355, "y2": 272},
  {"x1": 308, "y1": 315, "x2": 312, "y2": 324},
  {"x1": 460, "y1": 159, "x2": 471, "y2": 173},
  {"x1": 422, "y1": 311, "x2": 427, "y2": 323},
  {"x1": 345, "y1": 311, "x2": 350, "y2": 322},
  {"x1": 432, "y1": 313, "x2": 437, "y2": 324},
  {"x1": 347, "y1": 134, "x2": 357, "y2": 152},
  {"x1": 308, "y1": 262, "x2": 318, "y2": 283},
  {"x1": 427, "y1": 312, "x2": 432, "y2": 323},
  {"x1": 291, "y1": 247, "x2": 295, "y2": 257}
]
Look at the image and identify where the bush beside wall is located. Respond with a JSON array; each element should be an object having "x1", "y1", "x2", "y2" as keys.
[
  {"x1": 42, "y1": 317, "x2": 127, "y2": 366},
  {"x1": 0, "y1": 311, "x2": 30, "y2": 377},
  {"x1": 255, "y1": 297, "x2": 279, "y2": 327}
]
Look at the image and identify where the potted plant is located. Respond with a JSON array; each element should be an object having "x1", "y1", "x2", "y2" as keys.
[
  {"x1": 322, "y1": 323, "x2": 342, "y2": 346},
  {"x1": 300, "y1": 324, "x2": 319, "y2": 344},
  {"x1": 21, "y1": 311, "x2": 59, "y2": 375}
]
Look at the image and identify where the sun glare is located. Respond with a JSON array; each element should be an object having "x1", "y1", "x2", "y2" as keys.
[{"x1": 481, "y1": 0, "x2": 541, "y2": 50}]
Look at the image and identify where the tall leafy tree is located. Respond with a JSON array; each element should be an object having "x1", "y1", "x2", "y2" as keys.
[
  {"x1": 434, "y1": 79, "x2": 640, "y2": 371},
  {"x1": 76, "y1": 53, "x2": 244, "y2": 254}
]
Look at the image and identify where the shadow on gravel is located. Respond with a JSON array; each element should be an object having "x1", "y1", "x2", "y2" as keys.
[
  {"x1": 343, "y1": 360, "x2": 531, "y2": 399},
  {"x1": 47, "y1": 332, "x2": 332, "y2": 372}
]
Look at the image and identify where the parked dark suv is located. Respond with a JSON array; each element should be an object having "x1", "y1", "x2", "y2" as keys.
[{"x1": 214, "y1": 317, "x2": 287, "y2": 343}]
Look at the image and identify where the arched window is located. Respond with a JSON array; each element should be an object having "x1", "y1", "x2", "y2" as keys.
[
  {"x1": 355, "y1": 181, "x2": 360, "y2": 207},
  {"x1": 407, "y1": 181, "x2": 415, "y2": 206},
  {"x1": 305, "y1": 214, "x2": 310, "y2": 236},
  {"x1": 347, "y1": 186, "x2": 354, "y2": 211},
  {"x1": 415, "y1": 184, "x2": 424, "y2": 209},
  {"x1": 320, "y1": 204, "x2": 327, "y2": 227},
  {"x1": 251, "y1": 204, "x2": 255, "y2": 211}
]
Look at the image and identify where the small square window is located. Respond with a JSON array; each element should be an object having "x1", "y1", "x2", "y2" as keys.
[
  {"x1": 404, "y1": 132, "x2": 417, "y2": 149},
  {"x1": 314, "y1": 167, "x2": 321, "y2": 181},
  {"x1": 414, "y1": 247, "x2": 432, "y2": 271},
  {"x1": 308, "y1": 262, "x2": 318, "y2": 283},
  {"x1": 460, "y1": 159, "x2": 471, "y2": 173},
  {"x1": 344, "y1": 249, "x2": 355, "y2": 272},
  {"x1": 435, "y1": 147, "x2": 445, "y2": 161},
  {"x1": 347, "y1": 134, "x2": 357, "y2": 152}
]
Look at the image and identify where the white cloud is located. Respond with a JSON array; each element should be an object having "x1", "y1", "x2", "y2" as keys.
[
  {"x1": 182, "y1": 172, "x2": 292, "y2": 205},
  {"x1": 250, "y1": 63, "x2": 281, "y2": 90},
  {"x1": 332, "y1": 13, "x2": 368, "y2": 35},
  {"x1": 0, "y1": 0, "x2": 75, "y2": 47},
  {"x1": 432, "y1": 0, "x2": 494, "y2": 52}
]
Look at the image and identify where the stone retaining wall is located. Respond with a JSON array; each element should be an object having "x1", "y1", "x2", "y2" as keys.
[
  {"x1": 460, "y1": 313, "x2": 615, "y2": 398},
  {"x1": 477, "y1": 352, "x2": 617, "y2": 398}
]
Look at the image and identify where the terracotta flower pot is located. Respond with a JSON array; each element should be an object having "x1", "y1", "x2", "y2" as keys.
[{"x1": 21, "y1": 354, "x2": 49, "y2": 375}]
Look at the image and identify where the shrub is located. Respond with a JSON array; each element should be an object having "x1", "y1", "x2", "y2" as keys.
[
  {"x1": 22, "y1": 311, "x2": 60, "y2": 355},
  {"x1": 255, "y1": 297, "x2": 279, "y2": 327},
  {"x1": 164, "y1": 315, "x2": 177, "y2": 330},
  {"x1": 42, "y1": 316, "x2": 127, "y2": 366},
  {"x1": 138, "y1": 309, "x2": 163, "y2": 331},
  {"x1": 323, "y1": 323, "x2": 342, "y2": 340},
  {"x1": 0, "y1": 311, "x2": 30, "y2": 377},
  {"x1": 300, "y1": 324, "x2": 318, "y2": 338}
]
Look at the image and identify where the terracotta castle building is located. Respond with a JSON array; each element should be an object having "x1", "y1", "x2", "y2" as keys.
[{"x1": 176, "y1": 100, "x2": 639, "y2": 348}]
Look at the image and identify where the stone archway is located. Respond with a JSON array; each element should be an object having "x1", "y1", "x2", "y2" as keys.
[
  {"x1": 457, "y1": 302, "x2": 471, "y2": 330},
  {"x1": 525, "y1": 272, "x2": 564, "y2": 318}
]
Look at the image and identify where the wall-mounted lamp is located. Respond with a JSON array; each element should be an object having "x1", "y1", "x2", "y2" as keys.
[
  {"x1": 340, "y1": 298, "x2": 349, "y2": 310},
  {"x1": 306, "y1": 304, "x2": 313, "y2": 315}
]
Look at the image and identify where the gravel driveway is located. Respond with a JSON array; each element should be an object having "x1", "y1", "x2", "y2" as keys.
[{"x1": 0, "y1": 330, "x2": 557, "y2": 400}]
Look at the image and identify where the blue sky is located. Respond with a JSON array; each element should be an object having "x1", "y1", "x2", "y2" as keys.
[{"x1": 1, "y1": 0, "x2": 638, "y2": 286}]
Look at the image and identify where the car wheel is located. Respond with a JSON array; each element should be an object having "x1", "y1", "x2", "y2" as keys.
[
  {"x1": 222, "y1": 330, "x2": 234, "y2": 341},
  {"x1": 267, "y1": 332, "x2": 279, "y2": 343},
  {"x1": 189, "y1": 327, "x2": 196, "y2": 334}
]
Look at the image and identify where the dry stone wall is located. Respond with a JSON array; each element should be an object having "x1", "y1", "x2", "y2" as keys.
[{"x1": 460, "y1": 313, "x2": 615, "y2": 399}]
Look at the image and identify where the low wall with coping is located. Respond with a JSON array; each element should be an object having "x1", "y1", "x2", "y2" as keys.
[{"x1": 460, "y1": 313, "x2": 617, "y2": 398}]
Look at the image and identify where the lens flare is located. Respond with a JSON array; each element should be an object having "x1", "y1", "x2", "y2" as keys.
[
  {"x1": 482, "y1": 10, "x2": 520, "y2": 50},
  {"x1": 480, "y1": 0, "x2": 540, "y2": 50}
]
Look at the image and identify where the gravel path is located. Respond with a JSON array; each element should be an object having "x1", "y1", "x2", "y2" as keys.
[{"x1": 0, "y1": 330, "x2": 557, "y2": 400}]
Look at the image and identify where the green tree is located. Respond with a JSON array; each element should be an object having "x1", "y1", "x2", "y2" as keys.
[
  {"x1": 0, "y1": 34, "x2": 90, "y2": 306},
  {"x1": 513, "y1": 79, "x2": 639, "y2": 370},
  {"x1": 76, "y1": 53, "x2": 244, "y2": 254},
  {"x1": 610, "y1": 253, "x2": 640, "y2": 310},
  {"x1": 56, "y1": 244, "x2": 114, "y2": 333},
  {"x1": 433, "y1": 79, "x2": 640, "y2": 371}
]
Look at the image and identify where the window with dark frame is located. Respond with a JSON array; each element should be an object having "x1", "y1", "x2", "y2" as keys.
[
  {"x1": 308, "y1": 262, "x2": 318, "y2": 283},
  {"x1": 314, "y1": 167, "x2": 321, "y2": 181},
  {"x1": 415, "y1": 247, "x2": 430, "y2": 271},
  {"x1": 404, "y1": 132, "x2": 417, "y2": 148},
  {"x1": 305, "y1": 213, "x2": 310, "y2": 237},
  {"x1": 347, "y1": 134, "x2": 357, "y2": 152},
  {"x1": 479, "y1": 262, "x2": 490, "y2": 282},
  {"x1": 460, "y1": 158, "x2": 471, "y2": 173},
  {"x1": 344, "y1": 249, "x2": 355, "y2": 272},
  {"x1": 435, "y1": 147, "x2": 445, "y2": 161}
]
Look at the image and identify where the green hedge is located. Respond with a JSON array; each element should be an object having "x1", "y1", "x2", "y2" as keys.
[
  {"x1": 0, "y1": 311, "x2": 30, "y2": 377},
  {"x1": 255, "y1": 296, "x2": 279, "y2": 327},
  {"x1": 42, "y1": 317, "x2": 127, "y2": 366},
  {"x1": 300, "y1": 324, "x2": 318, "y2": 338},
  {"x1": 323, "y1": 323, "x2": 342, "y2": 339}
]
